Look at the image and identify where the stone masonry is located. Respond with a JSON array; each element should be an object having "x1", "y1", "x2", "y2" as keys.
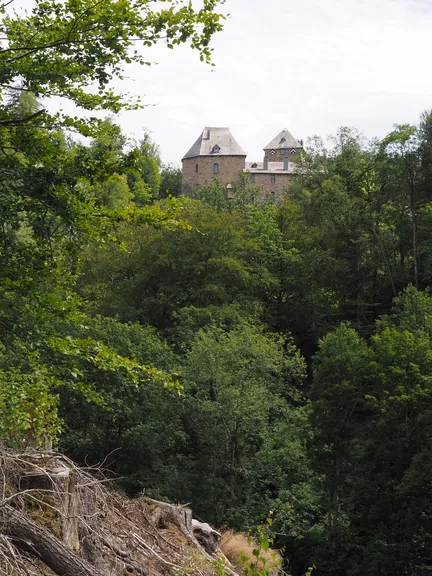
[{"x1": 182, "y1": 155, "x2": 245, "y2": 194}]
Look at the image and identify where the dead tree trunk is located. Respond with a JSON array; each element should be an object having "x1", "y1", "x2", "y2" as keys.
[{"x1": 0, "y1": 503, "x2": 107, "y2": 576}]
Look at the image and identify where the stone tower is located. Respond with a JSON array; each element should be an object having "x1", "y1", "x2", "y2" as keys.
[
  {"x1": 182, "y1": 127, "x2": 246, "y2": 194},
  {"x1": 262, "y1": 128, "x2": 303, "y2": 171}
]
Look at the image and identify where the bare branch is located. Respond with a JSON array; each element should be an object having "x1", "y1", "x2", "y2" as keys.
[
  {"x1": 0, "y1": 108, "x2": 46, "y2": 126},
  {"x1": 0, "y1": 0, "x2": 16, "y2": 10}
]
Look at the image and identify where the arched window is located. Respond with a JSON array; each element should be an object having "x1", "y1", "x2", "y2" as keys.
[
  {"x1": 196, "y1": 164, "x2": 199, "y2": 173},
  {"x1": 213, "y1": 163, "x2": 219, "y2": 174}
]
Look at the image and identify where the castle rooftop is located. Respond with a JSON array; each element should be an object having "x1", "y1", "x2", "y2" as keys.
[
  {"x1": 264, "y1": 128, "x2": 302, "y2": 150},
  {"x1": 182, "y1": 127, "x2": 246, "y2": 160}
]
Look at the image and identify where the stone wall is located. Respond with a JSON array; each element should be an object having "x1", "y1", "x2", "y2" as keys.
[
  {"x1": 251, "y1": 172, "x2": 295, "y2": 198},
  {"x1": 182, "y1": 155, "x2": 246, "y2": 193},
  {"x1": 263, "y1": 148, "x2": 302, "y2": 162}
]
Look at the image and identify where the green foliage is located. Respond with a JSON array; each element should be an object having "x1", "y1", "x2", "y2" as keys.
[
  {"x1": 3, "y1": 7, "x2": 432, "y2": 572},
  {"x1": 0, "y1": 0, "x2": 225, "y2": 448},
  {"x1": 242, "y1": 524, "x2": 281, "y2": 576},
  {"x1": 58, "y1": 317, "x2": 186, "y2": 496},
  {"x1": 304, "y1": 287, "x2": 432, "y2": 575},
  {"x1": 159, "y1": 163, "x2": 182, "y2": 198},
  {"x1": 213, "y1": 522, "x2": 282, "y2": 576},
  {"x1": 176, "y1": 322, "x2": 306, "y2": 527},
  {"x1": 73, "y1": 122, "x2": 432, "y2": 574},
  {"x1": 0, "y1": 360, "x2": 61, "y2": 446},
  {"x1": 0, "y1": 0, "x2": 226, "y2": 126}
]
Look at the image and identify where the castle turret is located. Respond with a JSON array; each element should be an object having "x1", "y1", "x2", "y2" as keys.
[
  {"x1": 182, "y1": 127, "x2": 246, "y2": 194},
  {"x1": 263, "y1": 128, "x2": 303, "y2": 170},
  {"x1": 243, "y1": 127, "x2": 303, "y2": 198}
]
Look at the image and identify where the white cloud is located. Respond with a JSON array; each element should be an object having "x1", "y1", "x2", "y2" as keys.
[
  {"x1": 119, "y1": 0, "x2": 432, "y2": 163},
  {"x1": 11, "y1": 0, "x2": 432, "y2": 163}
]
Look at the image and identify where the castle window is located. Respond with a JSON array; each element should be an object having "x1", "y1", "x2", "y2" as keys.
[
  {"x1": 250, "y1": 174, "x2": 255, "y2": 183},
  {"x1": 290, "y1": 149, "x2": 297, "y2": 155},
  {"x1": 196, "y1": 164, "x2": 198, "y2": 173},
  {"x1": 280, "y1": 148, "x2": 286, "y2": 155},
  {"x1": 213, "y1": 163, "x2": 219, "y2": 174},
  {"x1": 271, "y1": 191, "x2": 276, "y2": 195},
  {"x1": 271, "y1": 174, "x2": 276, "y2": 183}
]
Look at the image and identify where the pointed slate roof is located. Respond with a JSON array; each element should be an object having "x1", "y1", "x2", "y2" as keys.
[
  {"x1": 264, "y1": 128, "x2": 302, "y2": 150},
  {"x1": 183, "y1": 127, "x2": 246, "y2": 160}
]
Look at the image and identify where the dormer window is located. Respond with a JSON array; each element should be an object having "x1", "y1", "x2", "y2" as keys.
[
  {"x1": 279, "y1": 137, "x2": 286, "y2": 144},
  {"x1": 211, "y1": 144, "x2": 221, "y2": 154},
  {"x1": 251, "y1": 163, "x2": 258, "y2": 168},
  {"x1": 213, "y1": 163, "x2": 219, "y2": 174}
]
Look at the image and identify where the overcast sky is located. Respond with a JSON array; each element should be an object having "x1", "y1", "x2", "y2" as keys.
[{"x1": 18, "y1": 0, "x2": 432, "y2": 164}]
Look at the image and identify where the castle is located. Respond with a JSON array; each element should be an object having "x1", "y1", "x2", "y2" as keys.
[{"x1": 181, "y1": 127, "x2": 304, "y2": 198}]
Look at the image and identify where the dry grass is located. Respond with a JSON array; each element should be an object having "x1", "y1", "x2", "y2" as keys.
[{"x1": 221, "y1": 530, "x2": 282, "y2": 574}]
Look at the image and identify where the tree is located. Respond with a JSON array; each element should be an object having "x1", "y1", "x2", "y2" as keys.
[
  {"x1": 379, "y1": 125, "x2": 420, "y2": 287},
  {"x1": 73, "y1": 120, "x2": 163, "y2": 208},
  {"x1": 0, "y1": 0, "x2": 226, "y2": 128},
  {"x1": 308, "y1": 324, "x2": 372, "y2": 574},
  {"x1": 159, "y1": 163, "x2": 182, "y2": 198},
  {"x1": 58, "y1": 317, "x2": 185, "y2": 498},
  {"x1": 0, "y1": 0, "x2": 226, "y2": 445},
  {"x1": 306, "y1": 287, "x2": 432, "y2": 576},
  {"x1": 179, "y1": 322, "x2": 306, "y2": 527}
]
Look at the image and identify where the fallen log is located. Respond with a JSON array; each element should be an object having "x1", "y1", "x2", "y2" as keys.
[{"x1": 0, "y1": 503, "x2": 107, "y2": 576}]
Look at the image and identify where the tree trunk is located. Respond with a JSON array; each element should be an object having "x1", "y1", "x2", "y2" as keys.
[
  {"x1": 230, "y1": 425, "x2": 238, "y2": 503},
  {"x1": 371, "y1": 226, "x2": 397, "y2": 297},
  {"x1": 0, "y1": 503, "x2": 107, "y2": 576},
  {"x1": 407, "y1": 154, "x2": 419, "y2": 288},
  {"x1": 411, "y1": 198, "x2": 418, "y2": 288}
]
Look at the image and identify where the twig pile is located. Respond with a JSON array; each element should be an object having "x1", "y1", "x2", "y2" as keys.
[{"x1": 0, "y1": 448, "x2": 221, "y2": 576}]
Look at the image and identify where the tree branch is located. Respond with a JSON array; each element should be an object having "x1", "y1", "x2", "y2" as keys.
[{"x1": 0, "y1": 108, "x2": 46, "y2": 126}]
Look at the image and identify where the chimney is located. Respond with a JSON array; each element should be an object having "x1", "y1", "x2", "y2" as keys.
[
  {"x1": 264, "y1": 156, "x2": 269, "y2": 170},
  {"x1": 283, "y1": 157, "x2": 289, "y2": 171}
]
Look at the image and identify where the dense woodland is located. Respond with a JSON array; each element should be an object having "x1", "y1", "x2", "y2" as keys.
[{"x1": 2, "y1": 1, "x2": 432, "y2": 575}]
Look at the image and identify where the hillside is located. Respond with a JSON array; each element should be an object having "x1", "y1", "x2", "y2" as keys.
[{"x1": 0, "y1": 449, "x2": 232, "y2": 576}]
